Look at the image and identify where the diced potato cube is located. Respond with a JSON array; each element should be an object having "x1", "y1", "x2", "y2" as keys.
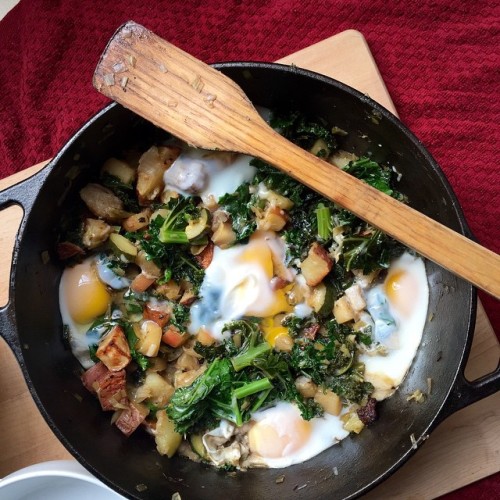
[
  {"x1": 344, "y1": 284, "x2": 366, "y2": 312},
  {"x1": 82, "y1": 218, "x2": 112, "y2": 249},
  {"x1": 257, "y1": 205, "x2": 288, "y2": 232},
  {"x1": 329, "y1": 150, "x2": 358, "y2": 169},
  {"x1": 274, "y1": 333, "x2": 294, "y2": 353},
  {"x1": 130, "y1": 273, "x2": 156, "y2": 293},
  {"x1": 295, "y1": 376, "x2": 318, "y2": 398},
  {"x1": 101, "y1": 157, "x2": 136, "y2": 185},
  {"x1": 135, "y1": 372, "x2": 174, "y2": 406},
  {"x1": 333, "y1": 295, "x2": 355, "y2": 324},
  {"x1": 96, "y1": 325, "x2": 131, "y2": 371},
  {"x1": 308, "y1": 283, "x2": 327, "y2": 313},
  {"x1": 314, "y1": 388, "x2": 342, "y2": 416},
  {"x1": 300, "y1": 242, "x2": 333, "y2": 286},
  {"x1": 155, "y1": 409, "x2": 182, "y2": 457},
  {"x1": 196, "y1": 328, "x2": 215, "y2": 346},
  {"x1": 258, "y1": 185, "x2": 294, "y2": 210},
  {"x1": 309, "y1": 138, "x2": 330, "y2": 157},
  {"x1": 143, "y1": 302, "x2": 171, "y2": 328},
  {"x1": 176, "y1": 352, "x2": 200, "y2": 371},
  {"x1": 155, "y1": 280, "x2": 181, "y2": 300},
  {"x1": 137, "y1": 146, "x2": 180, "y2": 205},
  {"x1": 122, "y1": 209, "x2": 152, "y2": 232}
]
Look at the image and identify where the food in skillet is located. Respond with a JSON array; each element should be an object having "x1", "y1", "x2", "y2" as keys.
[{"x1": 58, "y1": 110, "x2": 428, "y2": 469}]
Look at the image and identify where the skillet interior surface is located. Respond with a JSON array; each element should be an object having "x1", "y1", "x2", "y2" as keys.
[{"x1": 10, "y1": 64, "x2": 474, "y2": 499}]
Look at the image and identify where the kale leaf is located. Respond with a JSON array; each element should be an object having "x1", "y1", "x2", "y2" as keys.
[
  {"x1": 343, "y1": 157, "x2": 393, "y2": 196},
  {"x1": 218, "y1": 182, "x2": 256, "y2": 242}
]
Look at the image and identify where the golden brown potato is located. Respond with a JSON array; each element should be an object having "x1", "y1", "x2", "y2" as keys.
[
  {"x1": 256, "y1": 205, "x2": 288, "y2": 232},
  {"x1": 137, "y1": 146, "x2": 181, "y2": 205},
  {"x1": 295, "y1": 376, "x2": 318, "y2": 398},
  {"x1": 80, "y1": 183, "x2": 130, "y2": 223},
  {"x1": 314, "y1": 388, "x2": 342, "y2": 416},
  {"x1": 122, "y1": 208, "x2": 152, "y2": 232},
  {"x1": 155, "y1": 409, "x2": 182, "y2": 457},
  {"x1": 81, "y1": 218, "x2": 112, "y2": 249},
  {"x1": 96, "y1": 325, "x2": 131, "y2": 372},
  {"x1": 300, "y1": 242, "x2": 333, "y2": 286},
  {"x1": 333, "y1": 295, "x2": 355, "y2": 324},
  {"x1": 101, "y1": 157, "x2": 136, "y2": 185}
]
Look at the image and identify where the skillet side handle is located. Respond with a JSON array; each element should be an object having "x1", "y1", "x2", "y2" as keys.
[
  {"x1": 0, "y1": 167, "x2": 51, "y2": 357},
  {"x1": 437, "y1": 361, "x2": 500, "y2": 422}
]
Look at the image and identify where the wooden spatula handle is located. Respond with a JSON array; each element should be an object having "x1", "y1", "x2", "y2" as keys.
[
  {"x1": 94, "y1": 21, "x2": 500, "y2": 299},
  {"x1": 250, "y1": 130, "x2": 500, "y2": 298}
]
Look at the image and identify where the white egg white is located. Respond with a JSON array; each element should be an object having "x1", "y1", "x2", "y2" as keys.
[
  {"x1": 189, "y1": 232, "x2": 293, "y2": 341},
  {"x1": 361, "y1": 252, "x2": 429, "y2": 400},
  {"x1": 59, "y1": 255, "x2": 111, "y2": 369},
  {"x1": 163, "y1": 148, "x2": 256, "y2": 203},
  {"x1": 246, "y1": 402, "x2": 349, "y2": 468}
]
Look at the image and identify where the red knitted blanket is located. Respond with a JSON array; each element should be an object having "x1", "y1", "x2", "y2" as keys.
[{"x1": 0, "y1": 1, "x2": 498, "y2": 495}]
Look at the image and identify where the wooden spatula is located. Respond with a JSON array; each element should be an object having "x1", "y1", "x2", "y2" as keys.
[{"x1": 94, "y1": 21, "x2": 500, "y2": 299}]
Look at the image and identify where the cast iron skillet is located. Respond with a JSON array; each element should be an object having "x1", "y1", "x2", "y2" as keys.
[{"x1": 0, "y1": 63, "x2": 499, "y2": 499}]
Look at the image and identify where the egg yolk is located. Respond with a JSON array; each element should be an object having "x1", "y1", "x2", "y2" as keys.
[
  {"x1": 237, "y1": 235, "x2": 293, "y2": 317},
  {"x1": 261, "y1": 317, "x2": 290, "y2": 347},
  {"x1": 248, "y1": 417, "x2": 312, "y2": 458},
  {"x1": 385, "y1": 270, "x2": 417, "y2": 317},
  {"x1": 62, "y1": 261, "x2": 111, "y2": 324}
]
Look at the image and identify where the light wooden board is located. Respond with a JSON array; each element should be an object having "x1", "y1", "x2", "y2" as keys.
[{"x1": 0, "y1": 29, "x2": 498, "y2": 497}]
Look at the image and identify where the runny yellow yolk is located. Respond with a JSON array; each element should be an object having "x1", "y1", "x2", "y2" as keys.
[
  {"x1": 237, "y1": 236, "x2": 293, "y2": 318},
  {"x1": 261, "y1": 317, "x2": 290, "y2": 347},
  {"x1": 248, "y1": 416, "x2": 312, "y2": 458},
  {"x1": 63, "y1": 261, "x2": 111, "y2": 324},
  {"x1": 385, "y1": 270, "x2": 417, "y2": 317}
]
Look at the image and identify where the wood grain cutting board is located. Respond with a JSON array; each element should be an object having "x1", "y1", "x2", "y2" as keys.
[{"x1": 0, "y1": 29, "x2": 498, "y2": 498}]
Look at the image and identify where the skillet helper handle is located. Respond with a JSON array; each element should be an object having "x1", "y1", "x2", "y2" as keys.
[
  {"x1": 0, "y1": 168, "x2": 50, "y2": 356},
  {"x1": 439, "y1": 360, "x2": 500, "y2": 420}
]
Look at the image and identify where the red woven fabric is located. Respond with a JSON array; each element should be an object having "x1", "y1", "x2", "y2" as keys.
[{"x1": 0, "y1": 1, "x2": 498, "y2": 496}]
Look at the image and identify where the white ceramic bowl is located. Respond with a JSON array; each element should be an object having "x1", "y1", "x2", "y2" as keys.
[{"x1": 0, "y1": 461, "x2": 124, "y2": 499}]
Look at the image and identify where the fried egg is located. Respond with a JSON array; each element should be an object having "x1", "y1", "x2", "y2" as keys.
[
  {"x1": 189, "y1": 231, "x2": 295, "y2": 341},
  {"x1": 164, "y1": 148, "x2": 256, "y2": 204},
  {"x1": 59, "y1": 256, "x2": 112, "y2": 368},
  {"x1": 361, "y1": 252, "x2": 428, "y2": 400},
  {"x1": 247, "y1": 402, "x2": 349, "y2": 468}
]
